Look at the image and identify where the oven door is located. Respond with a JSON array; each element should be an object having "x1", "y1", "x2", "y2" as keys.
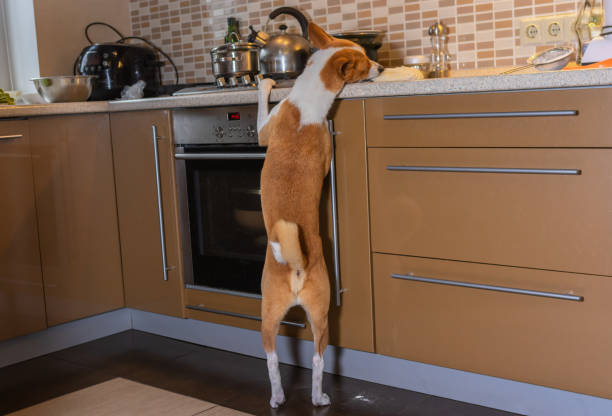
[{"x1": 176, "y1": 148, "x2": 267, "y2": 297}]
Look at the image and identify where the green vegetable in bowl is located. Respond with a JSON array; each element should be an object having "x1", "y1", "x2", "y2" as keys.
[{"x1": 0, "y1": 88, "x2": 15, "y2": 105}]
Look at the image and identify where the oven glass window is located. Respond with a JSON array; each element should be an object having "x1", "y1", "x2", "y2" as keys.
[{"x1": 185, "y1": 158, "x2": 266, "y2": 295}]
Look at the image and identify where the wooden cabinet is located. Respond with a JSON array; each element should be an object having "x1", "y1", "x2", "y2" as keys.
[
  {"x1": 325, "y1": 99, "x2": 374, "y2": 352},
  {"x1": 365, "y1": 88, "x2": 612, "y2": 148},
  {"x1": 365, "y1": 88, "x2": 612, "y2": 398},
  {"x1": 369, "y1": 148, "x2": 612, "y2": 276},
  {"x1": 372, "y1": 253, "x2": 612, "y2": 399},
  {"x1": 110, "y1": 110, "x2": 184, "y2": 317},
  {"x1": 29, "y1": 114, "x2": 124, "y2": 326},
  {"x1": 0, "y1": 120, "x2": 47, "y2": 341}
]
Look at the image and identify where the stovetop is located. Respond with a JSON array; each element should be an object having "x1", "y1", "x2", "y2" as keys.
[
  {"x1": 171, "y1": 79, "x2": 295, "y2": 97},
  {"x1": 173, "y1": 84, "x2": 257, "y2": 96}
]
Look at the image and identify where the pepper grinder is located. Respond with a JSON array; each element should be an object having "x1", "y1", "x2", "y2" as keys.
[{"x1": 428, "y1": 22, "x2": 451, "y2": 78}]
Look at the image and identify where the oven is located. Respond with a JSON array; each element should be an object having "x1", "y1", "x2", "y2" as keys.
[
  {"x1": 174, "y1": 105, "x2": 266, "y2": 298},
  {"x1": 174, "y1": 104, "x2": 341, "y2": 305}
]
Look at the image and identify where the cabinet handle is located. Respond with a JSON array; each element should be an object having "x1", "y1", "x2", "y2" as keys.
[
  {"x1": 185, "y1": 304, "x2": 306, "y2": 328},
  {"x1": 386, "y1": 166, "x2": 581, "y2": 175},
  {"x1": 391, "y1": 273, "x2": 584, "y2": 302},
  {"x1": 0, "y1": 134, "x2": 23, "y2": 141},
  {"x1": 328, "y1": 120, "x2": 343, "y2": 307},
  {"x1": 152, "y1": 126, "x2": 172, "y2": 281},
  {"x1": 383, "y1": 110, "x2": 577, "y2": 120},
  {"x1": 174, "y1": 153, "x2": 266, "y2": 160}
]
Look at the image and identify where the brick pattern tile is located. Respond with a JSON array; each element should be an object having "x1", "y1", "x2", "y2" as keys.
[{"x1": 128, "y1": 0, "x2": 582, "y2": 84}]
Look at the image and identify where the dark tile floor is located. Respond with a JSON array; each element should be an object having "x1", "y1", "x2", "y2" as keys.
[{"x1": 0, "y1": 330, "x2": 521, "y2": 416}]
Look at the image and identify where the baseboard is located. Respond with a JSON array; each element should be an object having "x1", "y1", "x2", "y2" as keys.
[
  {"x1": 131, "y1": 309, "x2": 612, "y2": 416},
  {"x1": 0, "y1": 308, "x2": 132, "y2": 368},
  {"x1": 2, "y1": 308, "x2": 610, "y2": 416}
]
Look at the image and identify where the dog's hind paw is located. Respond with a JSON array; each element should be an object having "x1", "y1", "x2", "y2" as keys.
[
  {"x1": 312, "y1": 393, "x2": 331, "y2": 407},
  {"x1": 270, "y1": 392, "x2": 286, "y2": 408}
]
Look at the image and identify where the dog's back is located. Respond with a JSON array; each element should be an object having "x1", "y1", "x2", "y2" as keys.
[{"x1": 260, "y1": 100, "x2": 331, "y2": 267}]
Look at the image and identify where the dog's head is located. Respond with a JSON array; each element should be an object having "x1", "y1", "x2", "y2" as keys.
[{"x1": 307, "y1": 22, "x2": 384, "y2": 90}]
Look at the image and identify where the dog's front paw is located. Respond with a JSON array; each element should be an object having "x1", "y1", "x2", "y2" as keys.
[
  {"x1": 259, "y1": 77, "x2": 276, "y2": 91},
  {"x1": 312, "y1": 392, "x2": 331, "y2": 407},
  {"x1": 270, "y1": 391, "x2": 286, "y2": 408}
]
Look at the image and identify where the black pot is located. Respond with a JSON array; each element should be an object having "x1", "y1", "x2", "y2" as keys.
[
  {"x1": 331, "y1": 31, "x2": 385, "y2": 62},
  {"x1": 74, "y1": 43, "x2": 163, "y2": 100}
]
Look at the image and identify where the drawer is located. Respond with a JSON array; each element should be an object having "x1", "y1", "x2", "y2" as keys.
[
  {"x1": 184, "y1": 288, "x2": 312, "y2": 340},
  {"x1": 0, "y1": 119, "x2": 28, "y2": 137},
  {"x1": 365, "y1": 88, "x2": 611, "y2": 147},
  {"x1": 373, "y1": 253, "x2": 612, "y2": 398},
  {"x1": 368, "y1": 148, "x2": 612, "y2": 276}
]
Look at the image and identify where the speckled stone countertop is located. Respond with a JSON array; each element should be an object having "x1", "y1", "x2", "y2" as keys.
[{"x1": 1, "y1": 67, "x2": 611, "y2": 118}]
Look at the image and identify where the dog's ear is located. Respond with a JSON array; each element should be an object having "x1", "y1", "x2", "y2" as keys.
[
  {"x1": 336, "y1": 50, "x2": 372, "y2": 83},
  {"x1": 308, "y1": 22, "x2": 334, "y2": 49},
  {"x1": 335, "y1": 50, "x2": 360, "y2": 81}
]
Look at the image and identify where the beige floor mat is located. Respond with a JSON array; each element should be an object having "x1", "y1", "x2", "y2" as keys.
[{"x1": 7, "y1": 377, "x2": 252, "y2": 416}]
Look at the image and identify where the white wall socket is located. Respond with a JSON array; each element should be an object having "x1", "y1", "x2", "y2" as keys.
[{"x1": 519, "y1": 14, "x2": 577, "y2": 45}]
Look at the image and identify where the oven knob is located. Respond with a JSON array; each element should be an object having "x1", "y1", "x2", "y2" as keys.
[
  {"x1": 214, "y1": 126, "x2": 224, "y2": 138},
  {"x1": 246, "y1": 125, "x2": 256, "y2": 137},
  {"x1": 228, "y1": 76, "x2": 238, "y2": 87}
]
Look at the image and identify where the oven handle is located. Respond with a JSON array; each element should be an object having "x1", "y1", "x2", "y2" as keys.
[
  {"x1": 328, "y1": 120, "x2": 343, "y2": 307},
  {"x1": 174, "y1": 153, "x2": 267, "y2": 160},
  {"x1": 185, "y1": 304, "x2": 307, "y2": 328},
  {"x1": 152, "y1": 125, "x2": 172, "y2": 281}
]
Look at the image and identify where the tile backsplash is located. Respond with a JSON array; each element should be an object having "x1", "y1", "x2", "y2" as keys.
[{"x1": 129, "y1": 0, "x2": 583, "y2": 84}]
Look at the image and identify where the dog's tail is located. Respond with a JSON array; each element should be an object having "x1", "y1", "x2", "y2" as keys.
[{"x1": 269, "y1": 220, "x2": 306, "y2": 272}]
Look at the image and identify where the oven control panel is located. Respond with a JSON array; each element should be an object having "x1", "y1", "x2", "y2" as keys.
[{"x1": 173, "y1": 105, "x2": 259, "y2": 145}]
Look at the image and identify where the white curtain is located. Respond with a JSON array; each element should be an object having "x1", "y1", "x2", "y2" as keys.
[{"x1": 0, "y1": 0, "x2": 40, "y2": 93}]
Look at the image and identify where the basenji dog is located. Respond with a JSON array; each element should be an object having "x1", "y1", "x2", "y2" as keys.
[{"x1": 256, "y1": 22, "x2": 383, "y2": 408}]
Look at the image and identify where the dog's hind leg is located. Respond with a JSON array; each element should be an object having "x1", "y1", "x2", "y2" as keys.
[
  {"x1": 261, "y1": 280, "x2": 293, "y2": 408},
  {"x1": 300, "y1": 268, "x2": 332, "y2": 406}
]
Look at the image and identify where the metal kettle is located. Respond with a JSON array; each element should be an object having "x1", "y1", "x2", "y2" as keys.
[{"x1": 250, "y1": 7, "x2": 311, "y2": 79}]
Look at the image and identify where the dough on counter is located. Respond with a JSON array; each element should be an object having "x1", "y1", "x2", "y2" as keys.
[{"x1": 372, "y1": 66, "x2": 425, "y2": 82}]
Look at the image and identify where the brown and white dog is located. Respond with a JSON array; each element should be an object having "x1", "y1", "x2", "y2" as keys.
[{"x1": 257, "y1": 23, "x2": 383, "y2": 408}]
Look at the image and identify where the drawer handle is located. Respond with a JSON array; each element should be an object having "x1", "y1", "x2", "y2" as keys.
[
  {"x1": 383, "y1": 110, "x2": 578, "y2": 120},
  {"x1": 391, "y1": 273, "x2": 584, "y2": 302},
  {"x1": 386, "y1": 166, "x2": 581, "y2": 175},
  {"x1": 185, "y1": 305, "x2": 307, "y2": 328},
  {"x1": 175, "y1": 153, "x2": 266, "y2": 160},
  {"x1": 0, "y1": 134, "x2": 23, "y2": 141}
]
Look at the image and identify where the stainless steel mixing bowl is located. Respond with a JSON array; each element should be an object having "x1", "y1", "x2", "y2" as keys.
[{"x1": 31, "y1": 75, "x2": 96, "y2": 103}]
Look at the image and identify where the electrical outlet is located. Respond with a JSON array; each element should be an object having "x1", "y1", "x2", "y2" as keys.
[
  {"x1": 520, "y1": 17, "x2": 543, "y2": 45},
  {"x1": 519, "y1": 14, "x2": 577, "y2": 45}
]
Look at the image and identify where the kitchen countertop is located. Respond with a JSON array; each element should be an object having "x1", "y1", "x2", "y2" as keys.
[{"x1": 1, "y1": 67, "x2": 611, "y2": 118}]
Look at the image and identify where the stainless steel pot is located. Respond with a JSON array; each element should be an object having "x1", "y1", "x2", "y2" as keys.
[
  {"x1": 210, "y1": 42, "x2": 260, "y2": 79},
  {"x1": 259, "y1": 7, "x2": 311, "y2": 79}
]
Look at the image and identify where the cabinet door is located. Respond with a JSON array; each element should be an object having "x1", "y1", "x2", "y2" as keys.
[
  {"x1": 29, "y1": 114, "x2": 124, "y2": 326},
  {"x1": 368, "y1": 148, "x2": 612, "y2": 276},
  {"x1": 110, "y1": 110, "x2": 184, "y2": 317},
  {"x1": 0, "y1": 120, "x2": 47, "y2": 340},
  {"x1": 373, "y1": 253, "x2": 612, "y2": 399},
  {"x1": 324, "y1": 99, "x2": 374, "y2": 352}
]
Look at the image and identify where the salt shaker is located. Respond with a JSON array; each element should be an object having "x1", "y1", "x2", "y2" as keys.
[{"x1": 428, "y1": 22, "x2": 451, "y2": 78}]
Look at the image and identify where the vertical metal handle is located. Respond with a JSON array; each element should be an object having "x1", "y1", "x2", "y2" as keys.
[
  {"x1": 152, "y1": 126, "x2": 171, "y2": 281},
  {"x1": 328, "y1": 120, "x2": 343, "y2": 307}
]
